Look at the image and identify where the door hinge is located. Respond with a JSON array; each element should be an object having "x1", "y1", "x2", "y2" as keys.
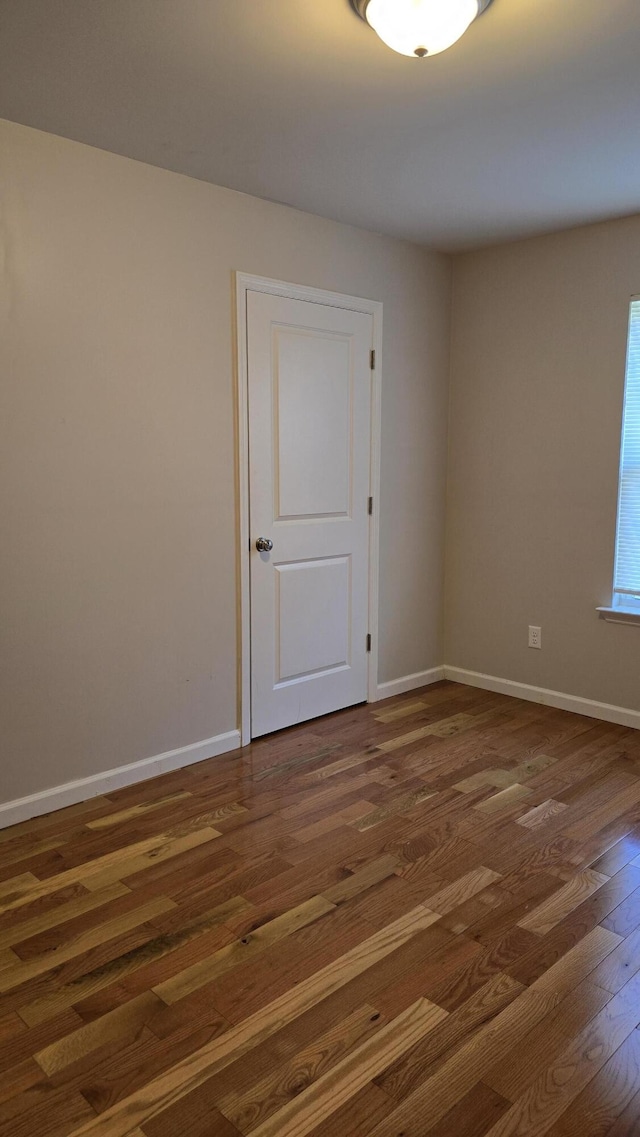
[
  {"x1": 366, "y1": 633, "x2": 372, "y2": 652},
  {"x1": 368, "y1": 496, "x2": 373, "y2": 516},
  {"x1": 370, "y1": 349, "x2": 376, "y2": 370}
]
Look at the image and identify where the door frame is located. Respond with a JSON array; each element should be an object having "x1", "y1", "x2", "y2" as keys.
[{"x1": 235, "y1": 272, "x2": 383, "y2": 745}]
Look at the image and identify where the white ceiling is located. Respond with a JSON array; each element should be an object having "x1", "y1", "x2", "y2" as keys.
[{"x1": 1, "y1": 0, "x2": 640, "y2": 250}]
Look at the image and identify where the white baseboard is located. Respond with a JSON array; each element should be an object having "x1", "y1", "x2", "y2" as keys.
[
  {"x1": 5, "y1": 666, "x2": 638, "y2": 832},
  {"x1": 375, "y1": 667, "x2": 446, "y2": 701},
  {"x1": 443, "y1": 666, "x2": 640, "y2": 731},
  {"x1": 0, "y1": 729, "x2": 241, "y2": 831}
]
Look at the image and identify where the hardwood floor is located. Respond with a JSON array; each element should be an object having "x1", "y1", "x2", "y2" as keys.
[{"x1": 2, "y1": 681, "x2": 640, "y2": 1136}]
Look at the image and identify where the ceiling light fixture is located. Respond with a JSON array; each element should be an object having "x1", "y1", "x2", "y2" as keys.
[{"x1": 351, "y1": 0, "x2": 493, "y2": 58}]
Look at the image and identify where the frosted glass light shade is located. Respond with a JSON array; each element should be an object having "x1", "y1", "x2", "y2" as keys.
[{"x1": 364, "y1": 0, "x2": 481, "y2": 57}]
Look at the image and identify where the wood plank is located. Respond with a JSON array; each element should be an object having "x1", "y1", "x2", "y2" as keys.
[
  {"x1": 374, "y1": 700, "x2": 428, "y2": 723},
  {"x1": 0, "y1": 829, "x2": 221, "y2": 913},
  {"x1": 350, "y1": 789, "x2": 436, "y2": 832},
  {"x1": 216, "y1": 1003, "x2": 382, "y2": 1131},
  {"x1": 84, "y1": 792, "x2": 193, "y2": 829},
  {"x1": 377, "y1": 714, "x2": 475, "y2": 752},
  {"x1": 376, "y1": 971, "x2": 524, "y2": 1102},
  {"x1": 0, "y1": 798, "x2": 113, "y2": 845},
  {"x1": 528, "y1": 925, "x2": 622, "y2": 998},
  {"x1": 454, "y1": 770, "x2": 516, "y2": 795},
  {"x1": 288, "y1": 1082, "x2": 394, "y2": 1137},
  {"x1": 592, "y1": 829, "x2": 640, "y2": 875},
  {"x1": 292, "y1": 801, "x2": 375, "y2": 843},
  {"x1": 143, "y1": 1092, "x2": 240, "y2": 1137},
  {"x1": 0, "y1": 873, "x2": 40, "y2": 901},
  {"x1": 543, "y1": 1025, "x2": 640, "y2": 1137},
  {"x1": 365, "y1": 986, "x2": 559, "y2": 1136},
  {"x1": 423, "y1": 1083, "x2": 510, "y2": 1137},
  {"x1": 321, "y1": 854, "x2": 400, "y2": 904},
  {"x1": 0, "y1": 1083, "x2": 96, "y2": 1137},
  {"x1": 0, "y1": 883, "x2": 131, "y2": 952},
  {"x1": 474, "y1": 784, "x2": 533, "y2": 815},
  {"x1": 423, "y1": 866, "x2": 502, "y2": 915},
  {"x1": 65, "y1": 905, "x2": 441, "y2": 1137},
  {"x1": 85, "y1": 828, "x2": 223, "y2": 890},
  {"x1": 482, "y1": 979, "x2": 613, "y2": 1102},
  {"x1": 277, "y1": 774, "x2": 381, "y2": 820},
  {"x1": 35, "y1": 990, "x2": 164, "y2": 1075},
  {"x1": 517, "y1": 799, "x2": 569, "y2": 830},
  {"x1": 17, "y1": 910, "x2": 238, "y2": 1027},
  {"x1": 153, "y1": 895, "x2": 335, "y2": 1005},
  {"x1": 0, "y1": 895, "x2": 176, "y2": 993},
  {"x1": 0, "y1": 1058, "x2": 46, "y2": 1107},
  {"x1": 518, "y1": 869, "x2": 609, "y2": 935},
  {"x1": 481, "y1": 970, "x2": 640, "y2": 1137},
  {"x1": 0, "y1": 1007, "x2": 85, "y2": 1074},
  {"x1": 604, "y1": 1088, "x2": 640, "y2": 1136},
  {"x1": 589, "y1": 924, "x2": 640, "y2": 994},
  {"x1": 246, "y1": 998, "x2": 448, "y2": 1137},
  {"x1": 0, "y1": 836, "x2": 66, "y2": 871},
  {"x1": 562, "y1": 780, "x2": 640, "y2": 842},
  {"x1": 601, "y1": 882, "x2": 640, "y2": 937}
]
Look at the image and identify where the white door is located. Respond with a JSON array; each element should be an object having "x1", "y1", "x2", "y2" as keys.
[{"x1": 247, "y1": 290, "x2": 374, "y2": 737}]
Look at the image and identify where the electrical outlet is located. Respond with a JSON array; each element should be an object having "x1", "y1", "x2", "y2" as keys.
[{"x1": 528, "y1": 625, "x2": 542, "y2": 649}]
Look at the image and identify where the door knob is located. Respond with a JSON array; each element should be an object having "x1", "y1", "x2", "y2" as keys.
[{"x1": 256, "y1": 537, "x2": 274, "y2": 552}]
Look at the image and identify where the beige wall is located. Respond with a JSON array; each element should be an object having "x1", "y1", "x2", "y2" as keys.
[
  {"x1": 4, "y1": 118, "x2": 640, "y2": 809},
  {"x1": 446, "y1": 214, "x2": 640, "y2": 710},
  {"x1": 0, "y1": 118, "x2": 451, "y2": 803}
]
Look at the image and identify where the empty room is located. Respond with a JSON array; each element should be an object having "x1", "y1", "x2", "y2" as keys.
[{"x1": 2, "y1": 1, "x2": 640, "y2": 1134}]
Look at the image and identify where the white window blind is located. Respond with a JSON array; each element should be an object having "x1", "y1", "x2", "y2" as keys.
[{"x1": 613, "y1": 298, "x2": 640, "y2": 607}]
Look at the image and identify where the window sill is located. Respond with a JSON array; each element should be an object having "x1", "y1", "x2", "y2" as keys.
[{"x1": 597, "y1": 606, "x2": 640, "y2": 626}]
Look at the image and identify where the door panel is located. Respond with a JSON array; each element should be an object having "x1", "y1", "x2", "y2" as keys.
[
  {"x1": 275, "y1": 329, "x2": 352, "y2": 519},
  {"x1": 247, "y1": 290, "x2": 373, "y2": 737},
  {"x1": 276, "y1": 556, "x2": 351, "y2": 683}
]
